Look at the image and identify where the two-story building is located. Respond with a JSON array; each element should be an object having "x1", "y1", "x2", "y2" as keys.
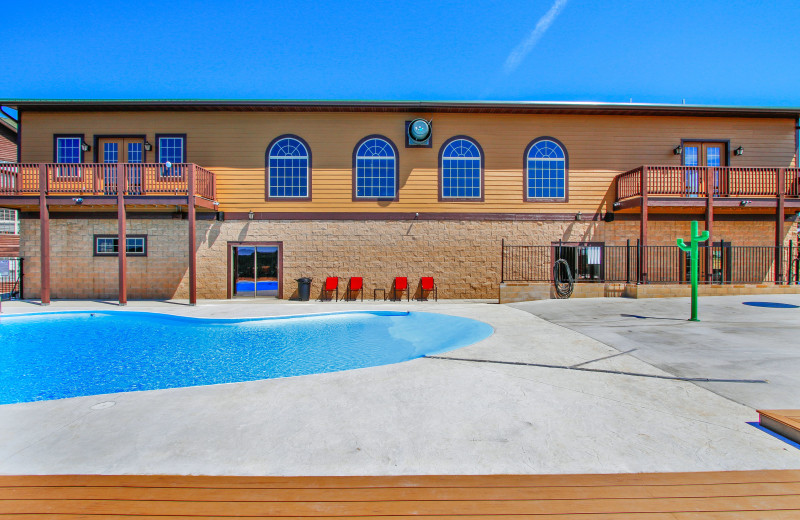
[{"x1": 0, "y1": 100, "x2": 797, "y2": 303}]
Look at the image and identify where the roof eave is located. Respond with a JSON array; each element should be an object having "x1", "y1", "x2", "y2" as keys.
[{"x1": 3, "y1": 99, "x2": 800, "y2": 119}]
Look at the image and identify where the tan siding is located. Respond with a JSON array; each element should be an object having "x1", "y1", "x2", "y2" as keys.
[
  {"x1": 0, "y1": 133, "x2": 16, "y2": 162},
  {"x1": 21, "y1": 111, "x2": 797, "y2": 214}
]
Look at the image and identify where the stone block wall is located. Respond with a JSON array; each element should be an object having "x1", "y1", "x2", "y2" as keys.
[
  {"x1": 20, "y1": 217, "x2": 604, "y2": 300},
  {"x1": 19, "y1": 215, "x2": 798, "y2": 301},
  {"x1": 194, "y1": 219, "x2": 604, "y2": 300},
  {"x1": 605, "y1": 218, "x2": 797, "y2": 246},
  {"x1": 20, "y1": 218, "x2": 189, "y2": 300}
]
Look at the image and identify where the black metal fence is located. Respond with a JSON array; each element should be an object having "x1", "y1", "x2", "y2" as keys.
[
  {"x1": 501, "y1": 240, "x2": 800, "y2": 285},
  {"x1": 0, "y1": 257, "x2": 22, "y2": 300}
]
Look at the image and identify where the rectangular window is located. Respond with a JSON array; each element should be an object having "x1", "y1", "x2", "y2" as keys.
[
  {"x1": 158, "y1": 136, "x2": 185, "y2": 163},
  {"x1": 93, "y1": 235, "x2": 148, "y2": 257},
  {"x1": 157, "y1": 135, "x2": 185, "y2": 178},
  {"x1": 0, "y1": 208, "x2": 16, "y2": 234},
  {"x1": 127, "y1": 142, "x2": 143, "y2": 163},
  {"x1": 56, "y1": 137, "x2": 82, "y2": 163},
  {"x1": 103, "y1": 142, "x2": 119, "y2": 164}
]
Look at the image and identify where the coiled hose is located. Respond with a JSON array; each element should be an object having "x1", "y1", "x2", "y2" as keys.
[{"x1": 553, "y1": 259, "x2": 574, "y2": 299}]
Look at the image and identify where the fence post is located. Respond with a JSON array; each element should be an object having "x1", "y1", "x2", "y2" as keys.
[
  {"x1": 501, "y1": 238, "x2": 505, "y2": 283},
  {"x1": 626, "y1": 239, "x2": 630, "y2": 284},
  {"x1": 636, "y1": 239, "x2": 642, "y2": 284}
]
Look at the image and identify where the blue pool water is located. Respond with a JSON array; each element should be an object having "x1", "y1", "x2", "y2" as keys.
[
  {"x1": 235, "y1": 280, "x2": 278, "y2": 292},
  {"x1": 0, "y1": 310, "x2": 493, "y2": 405}
]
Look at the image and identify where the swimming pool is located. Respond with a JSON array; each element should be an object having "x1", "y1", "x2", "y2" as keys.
[{"x1": 0, "y1": 310, "x2": 493, "y2": 405}]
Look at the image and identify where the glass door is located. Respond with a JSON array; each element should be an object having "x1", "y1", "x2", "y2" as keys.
[
  {"x1": 683, "y1": 142, "x2": 727, "y2": 196},
  {"x1": 98, "y1": 137, "x2": 145, "y2": 194},
  {"x1": 255, "y1": 246, "x2": 279, "y2": 296},
  {"x1": 232, "y1": 246, "x2": 279, "y2": 298}
]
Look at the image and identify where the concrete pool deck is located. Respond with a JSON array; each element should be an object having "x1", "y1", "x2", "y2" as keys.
[
  {"x1": 0, "y1": 297, "x2": 798, "y2": 475},
  {"x1": 512, "y1": 294, "x2": 800, "y2": 410}
]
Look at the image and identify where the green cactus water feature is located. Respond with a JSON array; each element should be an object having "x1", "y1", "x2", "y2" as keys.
[{"x1": 677, "y1": 220, "x2": 710, "y2": 321}]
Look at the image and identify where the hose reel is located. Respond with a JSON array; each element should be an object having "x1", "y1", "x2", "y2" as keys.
[{"x1": 553, "y1": 258, "x2": 574, "y2": 299}]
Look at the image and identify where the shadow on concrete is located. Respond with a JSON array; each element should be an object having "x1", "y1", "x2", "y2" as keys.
[
  {"x1": 620, "y1": 313, "x2": 686, "y2": 321},
  {"x1": 747, "y1": 422, "x2": 800, "y2": 450}
]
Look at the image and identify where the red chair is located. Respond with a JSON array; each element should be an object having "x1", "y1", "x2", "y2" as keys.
[
  {"x1": 420, "y1": 277, "x2": 438, "y2": 301},
  {"x1": 320, "y1": 277, "x2": 338, "y2": 301},
  {"x1": 392, "y1": 276, "x2": 409, "y2": 301},
  {"x1": 343, "y1": 277, "x2": 363, "y2": 301}
]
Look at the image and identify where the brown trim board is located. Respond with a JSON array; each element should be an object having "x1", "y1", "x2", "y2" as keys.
[
  {"x1": 20, "y1": 211, "x2": 218, "y2": 220},
  {"x1": 223, "y1": 212, "x2": 600, "y2": 221}
]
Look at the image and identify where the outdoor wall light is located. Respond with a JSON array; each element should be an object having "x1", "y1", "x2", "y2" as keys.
[
  {"x1": 80, "y1": 141, "x2": 91, "y2": 152},
  {"x1": 740, "y1": 200, "x2": 752, "y2": 207},
  {"x1": 575, "y1": 211, "x2": 582, "y2": 221},
  {"x1": 673, "y1": 145, "x2": 682, "y2": 155},
  {"x1": 734, "y1": 146, "x2": 744, "y2": 156},
  {"x1": 248, "y1": 210, "x2": 254, "y2": 220},
  {"x1": 144, "y1": 140, "x2": 152, "y2": 151}
]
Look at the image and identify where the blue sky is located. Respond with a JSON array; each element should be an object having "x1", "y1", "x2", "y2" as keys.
[{"x1": 4, "y1": 0, "x2": 800, "y2": 106}]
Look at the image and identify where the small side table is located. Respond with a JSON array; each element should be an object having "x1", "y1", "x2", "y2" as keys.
[{"x1": 373, "y1": 288, "x2": 386, "y2": 301}]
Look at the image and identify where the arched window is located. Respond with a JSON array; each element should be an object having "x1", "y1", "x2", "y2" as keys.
[
  {"x1": 266, "y1": 135, "x2": 311, "y2": 200},
  {"x1": 353, "y1": 136, "x2": 397, "y2": 200},
  {"x1": 525, "y1": 137, "x2": 567, "y2": 201},
  {"x1": 440, "y1": 137, "x2": 483, "y2": 200}
]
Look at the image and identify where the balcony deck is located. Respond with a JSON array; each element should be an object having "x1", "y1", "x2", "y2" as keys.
[
  {"x1": 0, "y1": 163, "x2": 217, "y2": 210},
  {"x1": 614, "y1": 165, "x2": 800, "y2": 211}
]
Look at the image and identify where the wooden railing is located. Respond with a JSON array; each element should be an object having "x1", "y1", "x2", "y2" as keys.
[
  {"x1": 615, "y1": 166, "x2": 800, "y2": 201},
  {"x1": 0, "y1": 163, "x2": 216, "y2": 200},
  {"x1": 615, "y1": 166, "x2": 643, "y2": 199}
]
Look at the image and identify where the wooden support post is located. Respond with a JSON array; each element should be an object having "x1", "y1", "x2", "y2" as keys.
[
  {"x1": 117, "y1": 164, "x2": 127, "y2": 305},
  {"x1": 776, "y1": 168, "x2": 786, "y2": 283},
  {"x1": 188, "y1": 164, "x2": 197, "y2": 305},
  {"x1": 640, "y1": 166, "x2": 648, "y2": 284},
  {"x1": 38, "y1": 164, "x2": 50, "y2": 305},
  {"x1": 705, "y1": 166, "x2": 714, "y2": 283}
]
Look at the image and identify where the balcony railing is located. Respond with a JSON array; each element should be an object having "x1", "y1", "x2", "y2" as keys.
[
  {"x1": 615, "y1": 165, "x2": 800, "y2": 201},
  {"x1": 0, "y1": 163, "x2": 216, "y2": 200}
]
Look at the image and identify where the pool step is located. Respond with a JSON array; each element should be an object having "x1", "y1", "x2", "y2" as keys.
[{"x1": 758, "y1": 409, "x2": 800, "y2": 444}]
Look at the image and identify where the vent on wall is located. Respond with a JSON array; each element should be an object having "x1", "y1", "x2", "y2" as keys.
[{"x1": 405, "y1": 118, "x2": 432, "y2": 148}]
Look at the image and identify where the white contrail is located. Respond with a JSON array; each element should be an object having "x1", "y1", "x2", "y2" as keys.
[{"x1": 503, "y1": 0, "x2": 569, "y2": 74}]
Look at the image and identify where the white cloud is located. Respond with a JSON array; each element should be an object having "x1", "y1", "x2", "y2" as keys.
[{"x1": 503, "y1": 0, "x2": 569, "y2": 74}]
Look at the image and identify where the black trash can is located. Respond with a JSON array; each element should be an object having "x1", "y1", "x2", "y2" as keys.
[{"x1": 296, "y1": 277, "x2": 312, "y2": 301}]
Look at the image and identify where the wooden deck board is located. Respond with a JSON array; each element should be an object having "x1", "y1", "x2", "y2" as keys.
[
  {"x1": 1, "y1": 471, "x2": 798, "y2": 518},
  {"x1": 2, "y1": 482, "x2": 800, "y2": 501},
  {"x1": 4, "y1": 470, "x2": 800, "y2": 488},
  {"x1": 0, "y1": 514, "x2": 799, "y2": 520}
]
